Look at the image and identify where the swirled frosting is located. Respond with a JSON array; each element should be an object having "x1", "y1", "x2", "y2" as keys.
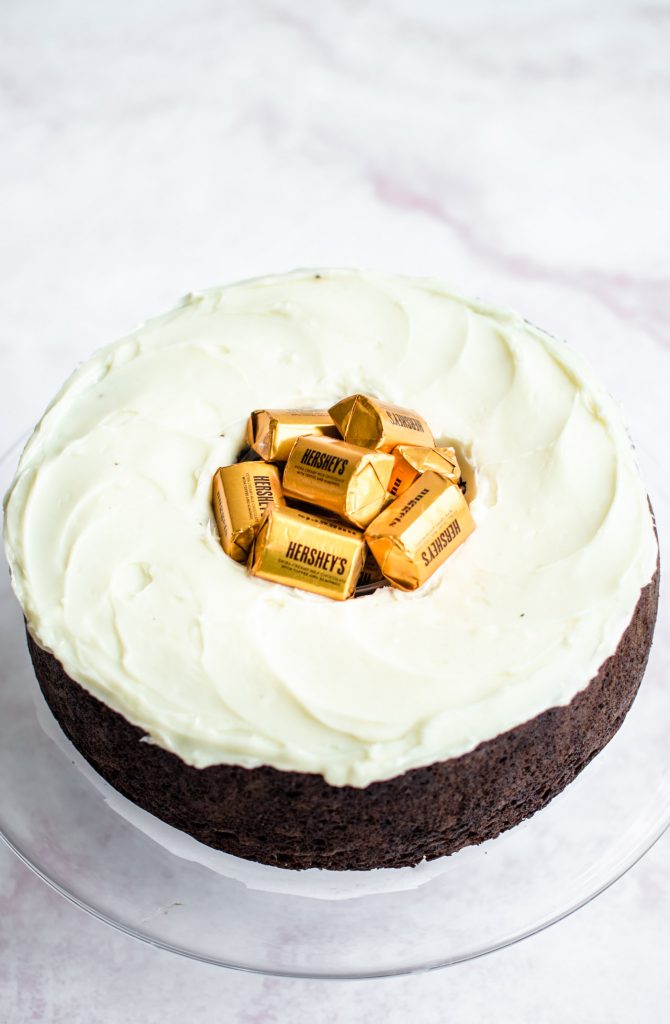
[{"x1": 3, "y1": 270, "x2": 658, "y2": 787}]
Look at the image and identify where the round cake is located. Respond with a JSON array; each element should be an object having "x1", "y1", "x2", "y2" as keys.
[{"x1": 3, "y1": 269, "x2": 659, "y2": 870}]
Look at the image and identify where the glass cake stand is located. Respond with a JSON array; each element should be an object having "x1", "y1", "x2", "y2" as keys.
[{"x1": 1, "y1": 438, "x2": 669, "y2": 980}]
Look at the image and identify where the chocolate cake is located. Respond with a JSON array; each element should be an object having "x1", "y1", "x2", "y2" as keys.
[
  {"x1": 4, "y1": 270, "x2": 660, "y2": 871},
  {"x1": 27, "y1": 567, "x2": 658, "y2": 869}
]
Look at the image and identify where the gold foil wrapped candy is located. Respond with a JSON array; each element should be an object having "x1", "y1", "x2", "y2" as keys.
[
  {"x1": 365, "y1": 472, "x2": 475, "y2": 591},
  {"x1": 329, "y1": 394, "x2": 434, "y2": 452},
  {"x1": 387, "y1": 444, "x2": 461, "y2": 500},
  {"x1": 283, "y1": 435, "x2": 394, "y2": 529},
  {"x1": 248, "y1": 504, "x2": 365, "y2": 600},
  {"x1": 216, "y1": 393, "x2": 475, "y2": 601},
  {"x1": 212, "y1": 463, "x2": 284, "y2": 562},
  {"x1": 247, "y1": 408, "x2": 339, "y2": 462}
]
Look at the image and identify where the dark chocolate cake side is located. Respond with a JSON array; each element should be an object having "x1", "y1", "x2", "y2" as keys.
[{"x1": 27, "y1": 567, "x2": 659, "y2": 871}]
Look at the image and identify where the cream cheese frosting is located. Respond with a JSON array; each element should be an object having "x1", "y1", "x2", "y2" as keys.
[{"x1": 3, "y1": 269, "x2": 658, "y2": 787}]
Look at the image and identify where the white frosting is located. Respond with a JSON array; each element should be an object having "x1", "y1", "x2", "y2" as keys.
[{"x1": 3, "y1": 270, "x2": 658, "y2": 787}]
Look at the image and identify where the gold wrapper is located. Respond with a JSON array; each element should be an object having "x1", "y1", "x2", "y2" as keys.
[
  {"x1": 329, "y1": 394, "x2": 434, "y2": 452},
  {"x1": 365, "y1": 471, "x2": 475, "y2": 591},
  {"x1": 212, "y1": 463, "x2": 284, "y2": 562},
  {"x1": 283, "y1": 435, "x2": 394, "y2": 529},
  {"x1": 247, "y1": 409, "x2": 340, "y2": 462},
  {"x1": 248, "y1": 505, "x2": 365, "y2": 600},
  {"x1": 387, "y1": 445, "x2": 461, "y2": 500}
]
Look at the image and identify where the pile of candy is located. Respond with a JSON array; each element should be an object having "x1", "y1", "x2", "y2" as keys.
[{"x1": 212, "y1": 395, "x2": 475, "y2": 600}]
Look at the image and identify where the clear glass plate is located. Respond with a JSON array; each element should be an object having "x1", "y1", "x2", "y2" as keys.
[{"x1": 1, "y1": 431, "x2": 668, "y2": 980}]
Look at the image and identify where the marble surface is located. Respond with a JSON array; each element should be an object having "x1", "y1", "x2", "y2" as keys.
[{"x1": 1, "y1": 0, "x2": 669, "y2": 1019}]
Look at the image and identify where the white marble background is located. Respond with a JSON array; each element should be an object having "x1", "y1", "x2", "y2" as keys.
[{"x1": 1, "y1": 0, "x2": 669, "y2": 1019}]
